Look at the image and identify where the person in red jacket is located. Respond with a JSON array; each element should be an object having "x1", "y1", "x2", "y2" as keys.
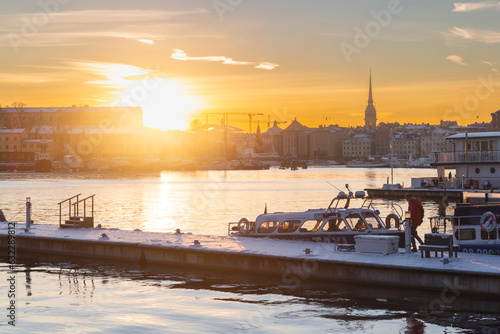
[{"x1": 405, "y1": 194, "x2": 424, "y2": 251}]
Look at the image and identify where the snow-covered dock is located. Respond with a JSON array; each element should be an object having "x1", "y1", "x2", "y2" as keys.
[{"x1": 2, "y1": 223, "x2": 500, "y2": 297}]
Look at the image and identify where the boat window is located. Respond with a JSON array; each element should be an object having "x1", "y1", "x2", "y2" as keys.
[
  {"x1": 361, "y1": 212, "x2": 383, "y2": 229},
  {"x1": 454, "y1": 228, "x2": 476, "y2": 241},
  {"x1": 257, "y1": 221, "x2": 279, "y2": 233},
  {"x1": 345, "y1": 214, "x2": 367, "y2": 231},
  {"x1": 299, "y1": 220, "x2": 323, "y2": 232},
  {"x1": 481, "y1": 229, "x2": 497, "y2": 240},
  {"x1": 322, "y1": 219, "x2": 348, "y2": 232},
  {"x1": 278, "y1": 220, "x2": 301, "y2": 233}
]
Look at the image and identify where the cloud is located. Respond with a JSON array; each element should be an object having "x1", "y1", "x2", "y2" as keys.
[
  {"x1": 446, "y1": 27, "x2": 500, "y2": 43},
  {"x1": 453, "y1": 1, "x2": 500, "y2": 12},
  {"x1": 171, "y1": 49, "x2": 279, "y2": 70},
  {"x1": 446, "y1": 55, "x2": 467, "y2": 65},
  {"x1": 67, "y1": 61, "x2": 151, "y2": 88},
  {"x1": 255, "y1": 62, "x2": 279, "y2": 70}
]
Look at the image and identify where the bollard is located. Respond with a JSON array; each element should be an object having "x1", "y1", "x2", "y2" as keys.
[{"x1": 25, "y1": 197, "x2": 31, "y2": 231}]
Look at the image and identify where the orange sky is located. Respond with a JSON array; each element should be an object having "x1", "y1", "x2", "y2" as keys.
[{"x1": 1, "y1": 1, "x2": 500, "y2": 131}]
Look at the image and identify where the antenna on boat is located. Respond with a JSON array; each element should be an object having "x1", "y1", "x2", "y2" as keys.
[{"x1": 326, "y1": 181, "x2": 342, "y2": 192}]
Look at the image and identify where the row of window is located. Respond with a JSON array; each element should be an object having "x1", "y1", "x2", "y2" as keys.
[
  {"x1": 0, "y1": 136, "x2": 17, "y2": 141},
  {"x1": 0, "y1": 145, "x2": 16, "y2": 150},
  {"x1": 454, "y1": 228, "x2": 499, "y2": 241},
  {"x1": 256, "y1": 212, "x2": 384, "y2": 234}
]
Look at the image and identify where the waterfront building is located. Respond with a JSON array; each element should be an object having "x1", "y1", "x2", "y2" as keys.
[
  {"x1": 342, "y1": 133, "x2": 374, "y2": 159},
  {"x1": 283, "y1": 119, "x2": 310, "y2": 158},
  {"x1": 392, "y1": 133, "x2": 420, "y2": 159},
  {"x1": 262, "y1": 120, "x2": 284, "y2": 156},
  {"x1": 0, "y1": 106, "x2": 143, "y2": 129}
]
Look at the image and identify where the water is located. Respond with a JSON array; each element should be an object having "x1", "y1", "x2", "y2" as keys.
[{"x1": 1, "y1": 167, "x2": 499, "y2": 333}]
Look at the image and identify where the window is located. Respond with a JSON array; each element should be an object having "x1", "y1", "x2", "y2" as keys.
[
  {"x1": 455, "y1": 228, "x2": 476, "y2": 241},
  {"x1": 257, "y1": 221, "x2": 279, "y2": 233},
  {"x1": 491, "y1": 168, "x2": 496, "y2": 174},
  {"x1": 361, "y1": 212, "x2": 383, "y2": 229},
  {"x1": 345, "y1": 214, "x2": 367, "y2": 231},
  {"x1": 5, "y1": 145, "x2": 9, "y2": 150},
  {"x1": 278, "y1": 220, "x2": 301, "y2": 233},
  {"x1": 475, "y1": 168, "x2": 480, "y2": 174},
  {"x1": 481, "y1": 229, "x2": 497, "y2": 240},
  {"x1": 322, "y1": 219, "x2": 348, "y2": 232},
  {"x1": 299, "y1": 220, "x2": 323, "y2": 232}
]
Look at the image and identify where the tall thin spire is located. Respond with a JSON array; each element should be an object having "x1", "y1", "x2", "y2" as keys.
[{"x1": 368, "y1": 68, "x2": 373, "y2": 106}]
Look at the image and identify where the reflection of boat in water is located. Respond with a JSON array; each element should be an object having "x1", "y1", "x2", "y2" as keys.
[
  {"x1": 429, "y1": 203, "x2": 500, "y2": 255},
  {"x1": 232, "y1": 160, "x2": 270, "y2": 170},
  {"x1": 229, "y1": 187, "x2": 405, "y2": 246},
  {"x1": 347, "y1": 160, "x2": 388, "y2": 168}
]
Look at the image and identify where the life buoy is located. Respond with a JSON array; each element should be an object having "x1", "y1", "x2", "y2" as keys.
[
  {"x1": 238, "y1": 218, "x2": 251, "y2": 235},
  {"x1": 385, "y1": 213, "x2": 400, "y2": 229},
  {"x1": 480, "y1": 211, "x2": 496, "y2": 233}
]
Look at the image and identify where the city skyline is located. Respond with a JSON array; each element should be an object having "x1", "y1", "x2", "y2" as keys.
[{"x1": 1, "y1": 0, "x2": 500, "y2": 131}]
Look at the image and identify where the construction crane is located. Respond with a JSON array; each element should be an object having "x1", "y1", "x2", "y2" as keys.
[
  {"x1": 203, "y1": 112, "x2": 264, "y2": 134},
  {"x1": 203, "y1": 112, "x2": 264, "y2": 160},
  {"x1": 267, "y1": 115, "x2": 288, "y2": 128}
]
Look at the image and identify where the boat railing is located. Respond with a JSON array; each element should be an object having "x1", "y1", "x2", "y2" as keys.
[
  {"x1": 427, "y1": 214, "x2": 487, "y2": 234},
  {"x1": 431, "y1": 150, "x2": 500, "y2": 164}
]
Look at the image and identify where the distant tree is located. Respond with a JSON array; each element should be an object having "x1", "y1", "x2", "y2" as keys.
[
  {"x1": 189, "y1": 119, "x2": 201, "y2": 130},
  {"x1": 11, "y1": 101, "x2": 26, "y2": 108}
]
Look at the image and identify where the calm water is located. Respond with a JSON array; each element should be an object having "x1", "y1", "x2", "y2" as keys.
[{"x1": 1, "y1": 167, "x2": 499, "y2": 333}]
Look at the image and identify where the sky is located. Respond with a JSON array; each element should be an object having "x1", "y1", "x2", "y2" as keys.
[{"x1": 1, "y1": 0, "x2": 500, "y2": 131}]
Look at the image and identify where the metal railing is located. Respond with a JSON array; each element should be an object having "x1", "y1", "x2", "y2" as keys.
[
  {"x1": 431, "y1": 150, "x2": 500, "y2": 164},
  {"x1": 58, "y1": 194, "x2": 81, "y2": 226}
]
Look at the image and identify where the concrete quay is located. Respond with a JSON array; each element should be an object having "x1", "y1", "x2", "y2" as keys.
[{"x1": 1, "y1": 224, "x2": 500, "y2": 298}]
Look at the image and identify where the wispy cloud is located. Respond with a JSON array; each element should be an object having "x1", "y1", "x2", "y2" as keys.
[
  {"x1": 68, "y1": 61, "x2": 151, "y2": 88},
  {"x1": 255, "y1": 62, "x2": 279, "y2": 70},
  {"x1": 171, "y1": 49, "x2": 279, "y2": 70},
  {"x1": 453, "y1": 1, "x2": 500, "y2": 12},
  {"x1": 446, "y1": 55, "x2": 467, "y2": 65},
  {"x1": 446, "y1": 27, "x2": 500, "y2": 43},
  {"x1": 172, "y1": 49, "x2": 249, "y2": 65}
]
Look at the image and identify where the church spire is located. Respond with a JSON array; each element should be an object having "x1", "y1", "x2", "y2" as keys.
[{"x1": 368, "y1": 68, "x2": 373, "y2": 106}]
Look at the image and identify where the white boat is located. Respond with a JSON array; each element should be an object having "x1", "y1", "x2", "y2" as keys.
[
  {"x1": 228, "y1": 187, "x2": 405, "y2": 246},
  {"x1": 428, "y1": 203, "x2": 500, "y2": 255}
]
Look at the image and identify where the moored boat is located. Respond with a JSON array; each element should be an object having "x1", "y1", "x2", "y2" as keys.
[
  {"x1": 229, "y1": 188, "x2": 405, "y2": 246},
  {"x1": 428, "y1": 203, "x2": 500, "y2": 255}
]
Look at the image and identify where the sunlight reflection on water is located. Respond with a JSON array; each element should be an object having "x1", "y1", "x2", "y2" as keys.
[{"x1": 0, "y1": 167, "x2": 444, "y2": 236}]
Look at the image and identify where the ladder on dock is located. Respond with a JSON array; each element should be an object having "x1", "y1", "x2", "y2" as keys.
[{"x1": 58, "y1": 194, "x2": 95, "y2": 228}]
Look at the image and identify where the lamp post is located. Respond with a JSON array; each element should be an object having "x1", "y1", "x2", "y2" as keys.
[{"x1": 405, "y1": 211, "x2": 411, "y2": 254}]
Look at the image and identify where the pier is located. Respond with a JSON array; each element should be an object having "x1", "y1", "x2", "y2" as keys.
[{"x1": 2, "y1": 223, "x2": 499, "y2": 298}]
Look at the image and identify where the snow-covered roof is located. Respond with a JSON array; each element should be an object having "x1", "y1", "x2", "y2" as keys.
[
  {"x1": 0, "y1": 128, "x2": 25, "y2": 134},
  {"x1": 1, "y1": 107, "x2": 142, "y2": 113}
]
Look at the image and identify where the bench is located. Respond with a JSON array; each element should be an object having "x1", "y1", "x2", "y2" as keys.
[{"x1": 419, "y1": 233, "x2": 459, "y2": 258}]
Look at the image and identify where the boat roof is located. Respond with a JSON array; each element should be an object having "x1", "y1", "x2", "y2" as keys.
[{"x1": 448, "y1": 132, "x2": 500, "y2": 140}]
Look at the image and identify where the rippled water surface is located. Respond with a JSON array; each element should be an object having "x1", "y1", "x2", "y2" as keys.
[{"x1": 1, "y1": 167, "x2": 499, "y2": 333}]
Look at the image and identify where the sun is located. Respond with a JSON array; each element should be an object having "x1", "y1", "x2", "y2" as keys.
[{"x1": 135, "y1": 78, "x2": 203, "y2": 131}]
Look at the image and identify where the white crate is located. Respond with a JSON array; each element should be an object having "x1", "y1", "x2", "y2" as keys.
[{"x1": 354, "y1": 235, "x2": 399, "y2": 254}]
